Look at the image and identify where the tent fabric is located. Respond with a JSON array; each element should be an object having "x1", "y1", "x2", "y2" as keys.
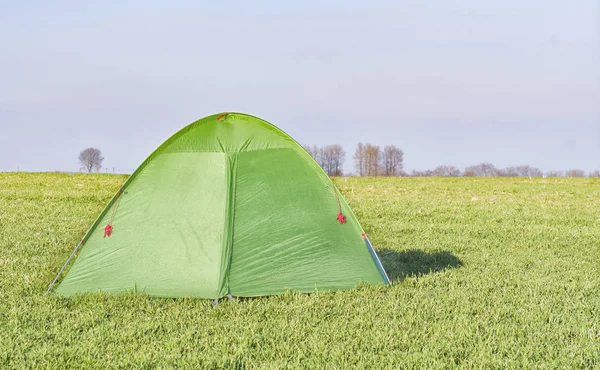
[{"x1": 55, "y1": 113, "x2": 390, "y2": 298}]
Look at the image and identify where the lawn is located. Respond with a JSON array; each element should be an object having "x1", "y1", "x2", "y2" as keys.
[{"x1": 1, "y1": 173, "x2": 599, "y2": 368}]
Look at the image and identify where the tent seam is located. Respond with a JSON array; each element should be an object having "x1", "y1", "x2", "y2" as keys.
[{"x1": 224, "y1": 153, "x2": 238, "y2": 296}]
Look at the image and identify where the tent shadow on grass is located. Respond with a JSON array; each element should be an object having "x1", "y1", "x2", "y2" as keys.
[{"x1": 378, "y1": 249, "x2": 463, "y2": 282}]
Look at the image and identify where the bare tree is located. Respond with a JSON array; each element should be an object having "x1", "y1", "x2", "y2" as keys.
[
  {"x1": 303, "y1": 145, "x2": 316, "y2": 159},
  {"x1": 464, "y1": 163, "x2": 498, "y2": 177},
  {"x1": 78, "y1": 148, "x2": 104, "y2": 173},
  {"x1": 364, "y1": 144, "x2": 381, "y2": 176},
  {"x1": 353, "y1": 143, "x2": 366, "y2": 176},
  {"x1": 495, "y1": 166, "x2": 541, "y2": 177},
  {"x1": 589, "y1": 170, "x2": 600, "y2": 178},
  {"x1": 327, "y1": 144, "x2": 345, "y2": 176},
  {"x1": 411, "y1": 169, "x2": 434, "y2": 177},
  {"x1": 317, "y1": 146, "x2": 328, "y2": 171},
  {"x1": 516, "y1": 165, "x2": 542, "y2": 177},
  {"x1": 380, "y1": 145, "x2": 404, "y2": 176},
  {"x1": 565, "y1": 169, "x2": 585, "y2": 177},
  {"x1": 321, "y1": 146, "x2": 331, "y2": 174},
  {"x1": 498, "y1": 167, "x2": 518, "y2": 177},
  {"x1": 433, "y1": 165, "x2": 461, "y2": 177},
  {"x1": 304, "y1": 144, "x2": 345, "y2": 176},
  {"x1": 463, "y1": 166, "x2": 477, "y2": 177},
  {"x1": 306, "y1": 145, "x2": 327, "y2": 170},
  {"x1": 546, "y1": 171, "x2": 564, "y2": 177}
]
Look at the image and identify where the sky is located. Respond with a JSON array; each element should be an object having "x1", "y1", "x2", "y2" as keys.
[{"x1": 0, "y1": 0, "x2": 599, "y2": 174}]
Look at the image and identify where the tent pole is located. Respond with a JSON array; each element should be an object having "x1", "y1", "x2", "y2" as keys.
[
  {"x1": 46, "y1": 240, "x2": 83, "y2": 293},
  {"x1": 365, "y1": 235, "x2": 391, "y2": 285}
]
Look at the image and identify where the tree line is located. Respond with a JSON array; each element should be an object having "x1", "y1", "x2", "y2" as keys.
[
  {"x1": 304, "y1": 143, "x2": 404, "y2": 176},
  {"x1": 79, "y1": 146, "x2": 599, "y2": 178},
  {"x1": 412, "y1": 164, "x2": 598, "y2": 178},
  {"x1": 304, "y1": 144, "x2": 599, "y2": 178},
  {"x1": 353, "y1": 143, "x2": 404, "y2": 176},
  {"x1": 303, "y1": 145, "x2": 346, "y2": 176}
]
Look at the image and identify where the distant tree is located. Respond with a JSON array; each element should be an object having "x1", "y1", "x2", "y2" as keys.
[
  {"x1": 304, "y1": 144, "x2": 345, "y2": 176},
  {"x1": 464, "y1": 163, "x2": 497, "y2": 177},
  {"x1": 303, "y1": 145, "x2": 316, "y2": 159},
  {"x1": 432, "y1": 165, "x2": 461, "y2": 177},
  {"x1": 565, "y1": 169, "x2": 585, "y2": 177},
  {"x1": 304, "y1": 145, "x2": 319, "y2": 165},
  {"x1": 78, "y1": 148, "x2": 104, "y2": 173},
  {"x1": 364, "y1": 144, "x2": 381, "y2": 176},
  {"x1": 321, "y1": 145, "x2": 345, "y2": 176},
  {"x1": 318, "y1": 147, "x2": 329, "y2": 170},
  {"x1": 306, "y1": 145, "x2": 327, "y2": 171},
  {"x1": 589, "y1": 170, "x2": 600, "y2": 178},
  {"x1": 496, "y1": 166, "x2": 542, "y2": 177},
  {"x1": 545, "y1": 171, "x2": 564, "y2": 177},
  {"x1": 380, "y1": 145, "x2": 404, "y2": 176},
  {"x1": 320, "y1": 147, "x2": 332, "y2": 174},
  {"x1": 411, "y1": 169, "x2": 434, "y2": 177},
  {"x1": 328, "y1": 144, "x2": 346, "y2": 176},
  {"x1": 353, "y1": 143, "x2": 366, "y2": 176},
  {"x1": 516, "y1": 165, "x2": 542, "y2": 177},
  {"x1": 498, "y1": 167, "x2": 518, "y2": 177}
]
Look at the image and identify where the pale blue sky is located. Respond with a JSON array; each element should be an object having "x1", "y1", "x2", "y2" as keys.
[{"x1": 0, "y1": 1, "x2": 598, "y2": 174}]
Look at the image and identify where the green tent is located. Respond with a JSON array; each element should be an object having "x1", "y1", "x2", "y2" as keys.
[{"x1": 52, "y1": 113, "x2": 389, "y2": 299}]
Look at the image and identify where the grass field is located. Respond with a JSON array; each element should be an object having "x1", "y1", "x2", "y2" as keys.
[{"x1": 1, "y1": 173, "x2": 599, "y2": 368}]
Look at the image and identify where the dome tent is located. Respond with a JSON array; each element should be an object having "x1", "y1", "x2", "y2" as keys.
[{"x1": 50, "y1": 113, "x2": 390, "y2": 298}]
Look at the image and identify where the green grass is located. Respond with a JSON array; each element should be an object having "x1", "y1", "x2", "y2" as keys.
[{"x1": 1, "y1": 173, "x2": 599, "y2": 368}]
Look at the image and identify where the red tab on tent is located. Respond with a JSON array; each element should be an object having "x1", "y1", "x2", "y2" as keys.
[
  {"x1": 337, "y1": 212, "x2": 346, "y2": 224},
  {"x1": 104, "y1": 184, "x2": 123, "y2": 238},
  {"x1": 104, "y1": 224, "x2": 113, "y2": 238},
  {"x1": 217, "y1": 114, "x2": 228, "y2": 121},
  {"x1": 361, "y1": 233, "x2": 367, "y2": 239}
]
